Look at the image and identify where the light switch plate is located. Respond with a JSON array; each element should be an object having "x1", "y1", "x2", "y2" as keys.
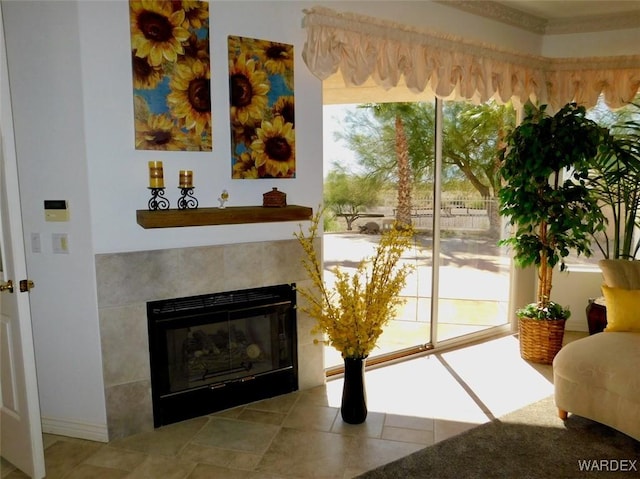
[
  {"x1": 52, "y1": 233, "x2": 69, "y2": 254},
  {"x1": 31, "y1": 233, "x2": 41, "y2": 253}
]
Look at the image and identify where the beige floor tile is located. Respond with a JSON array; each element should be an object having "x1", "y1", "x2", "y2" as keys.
[
  {"x1": 380, "y1": 425, "x2": 434, "y2": 445},
  {"x1": 384, "y1": 413, "x2": 434, "y2": 431},
  {"x1": 283, "y1": 403, "x2": 339, "y2": 432},
  {"x1": 245, "y1": 392, "x2": 300, "y2": 414},
  {"x1": 211, "y1": 405, "x2": 246, "y2": 419},
  {"x1": 178, "y1": 443, "x2": 261, "y2": 470},
  {"x1": 295, "y1": 386, "x2": 335, "y2": 407},
  {"x1": 433, "y1": 417, "x2": 483, "y2": 442},
  {"x1": 342, "y1": 436, "x2": 425, "y2": 473},
  {"x1": 330, "y1": 411, "x2": 385, "y2": 438},
  {"x1": 40, "y1": 439, "x2": 103, "y2": 479},
  {"x1": 185, "y1": 463, "x2": 251, "y2": 479},
  {"x1": 63, "y1": 463, "x2": 129, "y2": 479},
  {"x1": 2, "y1": 470, "x2": 30, "y2": 479},
  {"x1": 256, "y1": 428, "x2": 352, "y2": 478},
  {"x1": 190, "y1": 417, "x2": 280, "y2": 454},
  {"x1": 1, "y1": 457, "x2": 18, "y2": 478},
  {"x1": 109, "y1": 416, "x2": 208, "y2": 456},
  {"x1": 126, "y1": 455, "x2": 196, "y2": 478},
  {"x1": 1, "y1": 466, "x2": 21, "y2": 479},
  {"x1": 236, "y1": 408, "x2": 288, "y2": 426},
  {"x1": 186, "y1": 463, "x2": 286, "y2": 479},
  {"x1": 11, "y1": 334, "x2": 559, "y2": 479},
  {"x1": 83, "y1": 445, "x2": 147, "y2": 471}
]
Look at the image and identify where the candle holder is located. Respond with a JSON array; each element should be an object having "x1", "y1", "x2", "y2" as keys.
[
  {"x1": 148, "y1": 187, "x2": 170, "y2": 211},
  {"x1": 177, "y1": 187, "x2": 198, "y2": 210}
]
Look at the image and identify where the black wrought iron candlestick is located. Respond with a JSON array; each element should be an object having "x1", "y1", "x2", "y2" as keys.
[
  {"x1": 148, "y1": 187, "x2": 170, "y2": 211},
  {"x1": 177, "y1": 187, "x2": 198, "y2": 210}
]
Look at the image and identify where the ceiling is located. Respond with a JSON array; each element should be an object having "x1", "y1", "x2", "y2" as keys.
[
  {"x1": 497, "y1": 1, "x2": 639, "y2": 19},
  {"x1": 439, "y1": 0, "x2": 640, "y2": 33}
]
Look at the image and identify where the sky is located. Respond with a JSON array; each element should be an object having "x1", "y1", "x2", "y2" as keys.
[{"x1": 322, "y1": 104, "x2": 363, "y2": 178}]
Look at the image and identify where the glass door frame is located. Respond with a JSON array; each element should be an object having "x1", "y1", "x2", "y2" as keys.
[{"x1": 324, "y1": 98, "x2": 514, "y2": 376}]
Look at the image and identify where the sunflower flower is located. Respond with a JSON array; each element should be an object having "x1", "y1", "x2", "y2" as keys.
[
  {"x1": 232, "y1": 152, "x2": 259, "y2": 179},
  {"x1": 229, "y1": 53, "x2": 270, "y2": 126},
  {"x1": 130, "y1": 1, "x2": 190, "y2": 67},
  {"x1": 232, "y1": 119, "x2": 260, "y2": 150},
  {"x1": 131, "y1": 51, "x2": 164, "y2": 90},
  {"x1": 167, "y1": 58, "x2": 211, "y2": 136},
  {"x1": 135, "y1": 113, "x2": 189, "y2": 150},
  {"x1": 250, "y1": 116, "x2": 295, "y2": 178},
  {"x1": 175, "y1": 0, "x2": 209, "y2": 30},
  {"x1": 262, "y1": 42, "x2": 293, "y2": 75},
  {"x1": 272, "y1": 96, "x2": 295, "y2": 126}
]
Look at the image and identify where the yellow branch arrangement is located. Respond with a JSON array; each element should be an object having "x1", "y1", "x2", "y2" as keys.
[{"x1": 295, "y1": 210, "x2": 415, "y2": 359}]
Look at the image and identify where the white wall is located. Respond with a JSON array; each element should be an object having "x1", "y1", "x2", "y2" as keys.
[
  {"x1": 314, "y1": 0, "x2": 544, "y2": 55},
  {"x1": 4, "y1": 0, "x2": 325, "y2": 438},
  {"x1": 3, "y1": 0, "x2": 107, "y2": 437},
  {"x1": 81, "y1": 1, "x2": 323, "y2": 254},
  {"x1": 542, "y1": 28, "x2": 640, "y2": 58},
  {"x1": 3, "y1": 0, "x2": 632, "y2": 438},
  {"x1": 554, "y1": 267, "x2": 605, "y2": 332}
]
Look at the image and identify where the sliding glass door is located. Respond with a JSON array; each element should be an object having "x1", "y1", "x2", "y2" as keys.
[{"x1": 322, "y1": 98, "x2": 514, "y2": 371}]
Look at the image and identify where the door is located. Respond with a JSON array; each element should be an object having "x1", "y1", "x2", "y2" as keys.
[
  {"x1": 322, "y1": 98, "x2": 514, "y2": 371},
  {"x1": 0, "y1": 4, "x2": 45, "y2": 476}
]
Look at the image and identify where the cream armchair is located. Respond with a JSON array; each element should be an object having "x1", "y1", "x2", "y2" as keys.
[{"x1": 553, "y1": 259, "x2": 640, "y2": 441}]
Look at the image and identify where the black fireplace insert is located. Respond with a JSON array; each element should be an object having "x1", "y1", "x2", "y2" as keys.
[{"x1": 148, "y1": 283, "x2": 298, "y2": 427}]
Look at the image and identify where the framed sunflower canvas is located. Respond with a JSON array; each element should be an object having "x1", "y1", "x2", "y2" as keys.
[
  {"x1": 228, "y1": 36, "x2": 295, "y2": 179},
  {"x1": 130, "y1": 1, "x2": 212, "y2": 151}
]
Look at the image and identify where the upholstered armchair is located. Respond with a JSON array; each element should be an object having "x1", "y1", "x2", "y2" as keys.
[{"x1": 553, "y1": 259, "x2": 640, "y2": 441}]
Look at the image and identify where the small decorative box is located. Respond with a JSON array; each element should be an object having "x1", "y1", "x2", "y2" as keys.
[{"x1": 263, "y1": 187, "x2": 287, "y2": 207}]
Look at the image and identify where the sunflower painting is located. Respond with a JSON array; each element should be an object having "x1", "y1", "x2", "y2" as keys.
[
  {"x1": 130, "y1": 0, "x2": 212, "y2": 151},
  {"x1": 228, "y1": 36, "x2": 295, "y2": 179}
]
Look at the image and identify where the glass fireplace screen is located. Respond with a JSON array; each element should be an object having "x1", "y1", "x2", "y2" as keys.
[{"x1": 165, "y1": 305, "x2": 291, "y2": 393}]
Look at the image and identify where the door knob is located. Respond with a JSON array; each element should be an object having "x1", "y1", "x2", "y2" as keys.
[
  {"x1": 0, "y1": 280, "x2": 14, "y2": 293},
  {"x1": 20, "y1": 279, "x2": 35, "y2": 292}
]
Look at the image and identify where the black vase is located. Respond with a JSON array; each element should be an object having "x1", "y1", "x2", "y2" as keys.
[{"x1": 341, "y1": 357, "x2": 367, "y2": 424}]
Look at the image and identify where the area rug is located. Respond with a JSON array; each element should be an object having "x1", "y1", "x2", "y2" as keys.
[{"x1": 357, "y1": 396, "x2": 639, "y2": 478}]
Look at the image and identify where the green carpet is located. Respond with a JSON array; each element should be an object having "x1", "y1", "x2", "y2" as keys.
[{"x1": 357, "y1": 396, "x2": 639, "y2": 478}]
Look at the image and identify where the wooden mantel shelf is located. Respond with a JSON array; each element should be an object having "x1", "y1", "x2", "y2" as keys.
[{"x1": 136, "y1": 205, "x2": 313, "y2": 229}]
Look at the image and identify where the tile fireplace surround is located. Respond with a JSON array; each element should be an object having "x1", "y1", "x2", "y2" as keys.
[{"x1": 95, "y1": 238, "x2": 325, "y2": 440}]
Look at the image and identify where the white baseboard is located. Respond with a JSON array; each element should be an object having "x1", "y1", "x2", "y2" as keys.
[{"x1": 41, "y1": 416, "x2": 109, "y2": 443}]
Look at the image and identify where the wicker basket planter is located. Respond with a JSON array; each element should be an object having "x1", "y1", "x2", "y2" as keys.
[{"x1": 518, "y1": 317, "x2": 566, "y2": 364}]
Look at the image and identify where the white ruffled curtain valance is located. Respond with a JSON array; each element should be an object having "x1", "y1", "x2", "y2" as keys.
[{"x1": 302, "y1": 7, "x2": 640, "y2": 109}]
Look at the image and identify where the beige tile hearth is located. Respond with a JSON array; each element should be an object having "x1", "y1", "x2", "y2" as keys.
[
  {"x1": 95, "y1": 240, "x2": 326, "y2": 440},
  {"x1": 1, "y1": 334, "x2": 572, "y2": 479}
]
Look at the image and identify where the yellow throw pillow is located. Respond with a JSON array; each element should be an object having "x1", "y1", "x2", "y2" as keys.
[{"x1": 601, "y1": 284, "x2": 640, "y2": 332}]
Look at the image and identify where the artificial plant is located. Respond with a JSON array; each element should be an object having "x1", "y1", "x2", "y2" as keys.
[
  {"x1": 588, "y1": 103, "x2": 640, "y2": 260},
  {"x1": 498, "y1": 103, "x2": 607, "y2": 319}
]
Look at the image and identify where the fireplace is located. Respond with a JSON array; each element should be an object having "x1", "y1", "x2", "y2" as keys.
[{"x1": 147, "y1": 283, "x2": 298, "y2": 427}]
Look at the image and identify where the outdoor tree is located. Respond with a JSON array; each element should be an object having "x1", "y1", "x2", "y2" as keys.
[
  {"x1": 323, "y1": 168, "x2": 381, "y2": 230},
  {"x1": 337, "y1": 100, "x2": 515, "y2": 235},
  {"x1": 442, "y1": 101, "x2": 515, "y2": 234},
  {"x1": 365, "y1": 103, "x2": 419, "y2": 227}
]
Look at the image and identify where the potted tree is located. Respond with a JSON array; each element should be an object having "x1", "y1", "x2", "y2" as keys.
[
  {"x1": 498, "y1": 103, "x2": 607, "y2": 364},
  {"x1": 588, "y1": 102, "x2": 640, "y2": 260},
  {"x1": 584, "y1": 102, "x2": 640, "y2": 333}
]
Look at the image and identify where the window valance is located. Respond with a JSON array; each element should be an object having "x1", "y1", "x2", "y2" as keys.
[{"x1": 301, "y1": 6, "x2": 640, "y2": 109}]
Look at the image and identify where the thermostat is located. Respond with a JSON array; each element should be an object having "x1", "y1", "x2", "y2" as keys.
[{"x1": 44, "y1": 200, "x2": 69, "y2": 222}]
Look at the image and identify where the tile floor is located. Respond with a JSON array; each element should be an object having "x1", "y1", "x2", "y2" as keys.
[{"x1": 1, "y1": 332, "x2": 582, "y2": 479}]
